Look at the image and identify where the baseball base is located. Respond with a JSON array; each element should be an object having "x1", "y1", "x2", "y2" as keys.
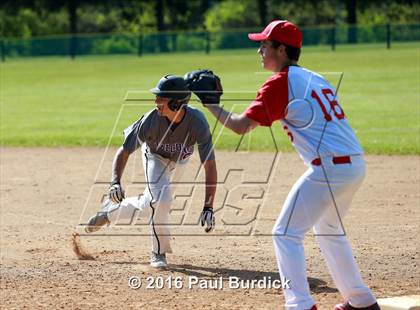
[{"x1": 377, "y1": 295, "x2": 420, "y2": 310}]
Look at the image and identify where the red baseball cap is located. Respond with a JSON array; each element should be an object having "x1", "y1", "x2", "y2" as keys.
[{"x1": 248, "y1": 20, "x2": 302, "y2": 48}]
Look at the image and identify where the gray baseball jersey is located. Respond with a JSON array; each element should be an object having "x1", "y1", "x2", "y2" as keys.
[{"x1": 122, "y1": 106, "x2": 215, "y2": 163}]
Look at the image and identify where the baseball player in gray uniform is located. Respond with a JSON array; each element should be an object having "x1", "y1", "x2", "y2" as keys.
[{"x1": 84, "y1": 75, "x2": 217, "y2": 268}]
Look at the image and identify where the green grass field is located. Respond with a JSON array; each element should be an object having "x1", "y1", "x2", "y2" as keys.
[{"x1": 1, "y1": 42, "x2": 419, "y2": 154}]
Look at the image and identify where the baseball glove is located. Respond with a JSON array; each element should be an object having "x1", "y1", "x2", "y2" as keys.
[{"x1": 184, "y1": 69, "x2": 223, "y2": 104}]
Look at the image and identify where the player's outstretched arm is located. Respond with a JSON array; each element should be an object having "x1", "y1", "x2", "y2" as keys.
[
  {"x1": 108, "y1": 146, "x2": 130, "y2": 203},
  {"x1": 200, "y1": 159, "x2": 217, "y2": 233},
  {"x1": 111, "y1": 146, "x2": 130, "y2": 184},
  {"x1": 204, "y1": 105, "x2": 259, "y2": 135},
  {"x1": 184, "y1": 69, "x2": 257, "y2": 134},
  {"x1": 203, "y1": 159, "x2": 217, "y2": 208}
]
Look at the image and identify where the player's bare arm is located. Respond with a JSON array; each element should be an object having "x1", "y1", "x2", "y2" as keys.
[
  {"x1": 203, "y1": 159, "x2": 217, "y2": 208},
  {"x1": 111, "y1": 146, "x2": 130, "y2": 184},
  {"x1": 108, "y1": 146, "x2": 130, "y2": 203},
  {"x1": 205, "y1": 104, "x2": 259, "y2": 135},
  {"x1": 183, "y1": 69, "x2": 258, "y2": 135},
  {"x1": 199, "y1": 159, "x2": 217, "y2": 233}
]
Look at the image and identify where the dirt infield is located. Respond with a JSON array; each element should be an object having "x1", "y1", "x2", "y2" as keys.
[{"x1": 1, "y1": 147, "x2": 419, "y2": 309}]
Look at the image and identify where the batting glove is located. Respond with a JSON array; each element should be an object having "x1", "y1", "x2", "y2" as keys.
[
  {"x1": 109, "y1": 182, "x2": 125, "y2": 203},
  {"x1": 200, "y1": 207, "x2": 215, "y2": 233}
]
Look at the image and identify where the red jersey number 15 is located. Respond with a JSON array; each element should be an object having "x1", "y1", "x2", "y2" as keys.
[{"x1": 311, "y1": 88, "x2": 345, "y2": 121}]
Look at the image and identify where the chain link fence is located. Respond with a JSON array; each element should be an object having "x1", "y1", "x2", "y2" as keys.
[{"x1": 1, "y1": 23, "x2": 419, "y2": 60}]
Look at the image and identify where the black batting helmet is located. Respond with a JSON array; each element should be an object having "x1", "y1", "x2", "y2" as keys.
[{"x1": 150, "y1": 75, "x2": 191, "y2": 111}]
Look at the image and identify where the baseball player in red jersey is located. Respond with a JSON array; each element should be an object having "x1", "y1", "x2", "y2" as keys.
[{"x1": 201, "y1": 21, "x2": 380, "y2": 310}]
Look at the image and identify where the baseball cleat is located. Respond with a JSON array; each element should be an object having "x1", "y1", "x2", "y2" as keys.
[
  {"x1": 334, "y1": 302, "x2": 380, "y2": 310},
  {"x1": 150, "y1": 251, "x2": 167, "y2": 268},
  {"x1": 84, "y1": 211, "x2": 110, "y2": 233}
]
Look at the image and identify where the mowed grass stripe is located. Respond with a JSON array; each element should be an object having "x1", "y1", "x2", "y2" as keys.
[{"x1": 1, "y1": 42, "x2": 419, "y2": 154}]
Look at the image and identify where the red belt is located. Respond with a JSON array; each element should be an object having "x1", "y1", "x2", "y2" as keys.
[{"x1": 311, "y1": 156, "x2": 351, "y2": 166}]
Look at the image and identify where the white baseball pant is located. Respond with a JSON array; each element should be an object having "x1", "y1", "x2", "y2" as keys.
[
  {"x1": 272, "y1": 155, "x2": 377, "y2": 309},
  {"x1": 105, "y1": 144, "x2": 188, "y2": 254}
]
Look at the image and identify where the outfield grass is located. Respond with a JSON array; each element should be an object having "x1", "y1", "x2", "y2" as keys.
[{"x1": 1, "y1": 42, "x2": 419, "y2": 154}]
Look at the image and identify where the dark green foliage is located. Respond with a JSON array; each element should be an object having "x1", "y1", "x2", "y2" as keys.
[{"x1": 1, "y1": 1, "x2": 419, "y2": 39}]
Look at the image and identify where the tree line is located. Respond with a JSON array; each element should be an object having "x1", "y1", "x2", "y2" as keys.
[{"x1": 0, "y1": 0, "x2": 419, "y2": 39}]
